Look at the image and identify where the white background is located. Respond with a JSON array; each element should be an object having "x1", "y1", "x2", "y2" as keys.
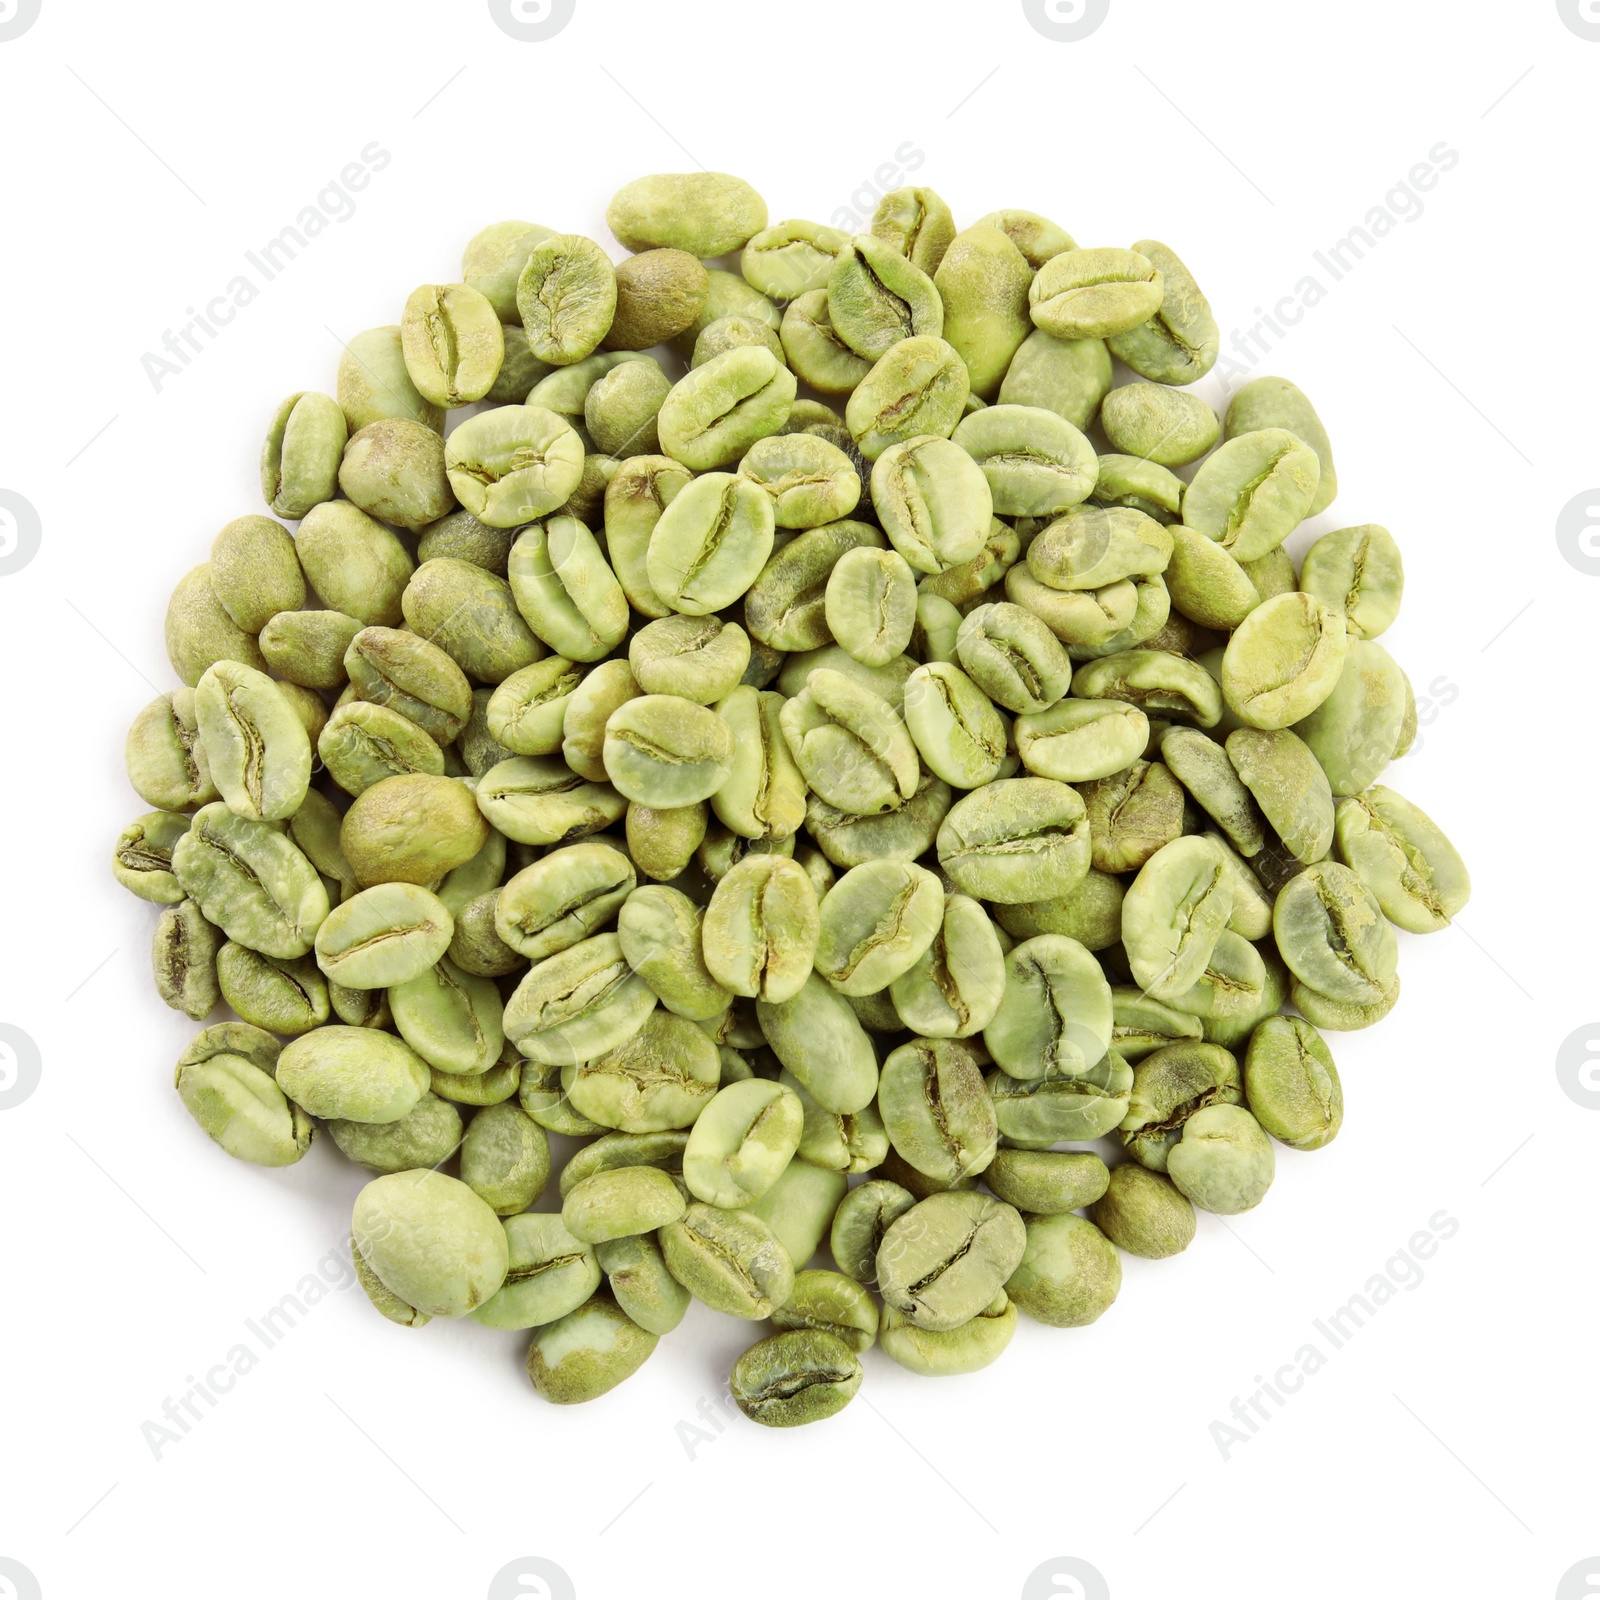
[{"x1": 2, "y1": 1, "x2": 1597, "y2": 1597}]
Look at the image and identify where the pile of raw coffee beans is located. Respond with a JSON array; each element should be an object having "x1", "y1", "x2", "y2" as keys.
[{"x1": 115, "y1": 171, "x2": 1470, "y2": 1426}]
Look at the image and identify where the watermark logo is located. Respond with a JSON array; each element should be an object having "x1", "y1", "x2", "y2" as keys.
[
  {"x1": 0, "y1": 1025, "x2": 41, "y2": 1110},
  {"x1": 0, "y1": 1559, "x2": 42, "y2": 1600},
  {"x1": 0, "y1": 0, "x2": 41, "y2": 42},
  {"x1": 488, "y1": 1557, "x2": 576, "y2": 1599},
  {"x1": 675, "y1": 1386, "x2": 744, "y2": 1459},
  {"x1": 1556, "y1": 1557, "x2": 1600, "y2": 1597},
  {"x1": 140, "y1": 143, "x2": 392, "y2": 394},
  {"x1": 1021, "y1": 1557, "x2": 1110, "y2": 1600},
  {"x1": 1021, "y1": 0, "x2": 1109, "y2": 41},
  {"x1": 0, "y1": 492, "x2": 41, "y2": 576},
  {"x1": 140, "y1": 1246, "x2": 356, "y2": 1460},
  {"x1": 1556, "y1": 490, "x2": 1600, "y2": 575},
  {"x1": 1558, "y1": 0, "x2": 1600, "y2": 41},
  {"x1": 1556, "y1": 1024, "x2": 1600, "y2": 1109},
  {"x1": 489, "y1": 0, "x2": 575, "y2": 40},
  {"x1": 1406, "y1": 672, "x2": 1459, "y2": 757},
  {"x1": 827, "y1": 143, "x2": 928, "y2": 235},
  {"x1": 1215, "y1": 142, "x2": 1459, "y2": 385},
  {"x1": 1208, "y1": 1209, "x2": 1460, "y2": 1460}
]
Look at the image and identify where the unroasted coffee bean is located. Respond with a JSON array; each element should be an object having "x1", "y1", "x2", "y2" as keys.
[{"x1": 122, "y1": 166, "x2": 1465, "y2": 1428}]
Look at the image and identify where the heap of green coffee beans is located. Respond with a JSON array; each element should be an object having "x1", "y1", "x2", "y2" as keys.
[{"x1": 115, "y1": 171, "x2": 1469, "y2": 1426}]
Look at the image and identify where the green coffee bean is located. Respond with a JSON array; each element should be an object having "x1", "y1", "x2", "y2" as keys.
[
  {"x1": 401, "y1": 283, "x2": 504, "y2": 408},
  {"x1": 175, "y1": 1024, "x2": 313, "y2": 1167},
  {"x1": 154, "y1": 901, "x2": 223, "y2": 1021},
  {"x1": 828, "y1": 234, "x2": 944, "y2": 359},
  {"x1": 951, "y1": 404, "x2": 1097, "y2": 517},
  {"x1": 1005, "y1": 1213, "x2": 1121, "y2": 1327},
  {"x1": 1029, "y1": 248, "x2": 1163, "y2": 341},
  {"x1": 936, "y1": 778, "x2": 1091, "y2": 904},
  {"x1": 1186, "y1": 428, "x2": 1321, "y2": 562},
  {"x1": 873, "y1": 187, "x2": 957, "y2": 274},
  {"x1": 657, "y1": 347, "x2": 796, "y2": 472},
  {"x1": 647, "y1": 471, "x2": 777, "y2": 613},
  {"x1": 871, "y1": 435, "x2": 993, "y2": 575},
  {"x1": 877, "y1": 1191, "x2": 1025, "y2": 1332},
  {"x1": 1300, "y1": 524, "x2": 1403, "y2": 640},
  {"x1": 1106, "y1": 240, "x2": 1219, "y2": 384},
  {"x1": 983, "y1": 934, "x2": 1113, "y2": 1080},
  {"x1": 173, "y1": 803, "x2": 329, "y2": 958},
  {"x1": 1332, "y1": 786, "x2": 1469, "y2": 933},
  {"x1": 472, "y1": 1213, "x2": 599, "y2": 1330},
  {"x1": 660, "y1": 1202, "x2": 795, "y2": 1318},
  {"x1": 262, "y1": 391, "x2": 347, "y2": 519},
  {"x1": 608, "y1": 171, "x2": 768, "y2": 258},
  {"x1": 122, "y1": 168, "x2": 1473, "y2": 1422},
  {"x1": 845, "y1": 335, "x2": 969, "y2": 460},
  {"x1": 730, "y1": 1328, "x2": 863, "y2": 1428}
]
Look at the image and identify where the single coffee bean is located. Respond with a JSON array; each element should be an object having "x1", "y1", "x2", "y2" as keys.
[
  {"x1": 353, "y1": 1169, "x2": 508, "y2": 1317},
  {"x1": 525, "y1": 1295, "x2": 659, "y2": 1403},
  {"x1": 1300, "y1": 523, "x2": 1403, "y2": 640},
  {"x1": 846, "y1": 334, "x2": 969, "y2": 460},
  {"x1": 1332, "y1": 785, "x2": 1469, "y2": 933},
  {"x1": 1005, "y1": 1213, "x2": 1122, "y2": 1326},
  {"x1": 730, "y1": 1328, "x2": 863, "y2": 1428},
  {"x1": 194, "y1": 662, "x2": 312, "y2": 823},
  {"x1": 983, "y1": 933, "x2": 1113, "y2": 1080},
  {"x1": 175, "y1": 1023, "x2": 313, "y2": 1167},
  {"x1": 603, "y1": 694, "x2": 736, "y2": 808},
  {"x1": 1091, "y1": 1165, "x2": 1196, "y2": 1259},
  {"x1": 1226, "y1": 726, "x2": 1336, "y2": 865},
  {"x1": 648, "y1": 470, "x2": 778, "y2": 613},
  {"x1": 215, "y1": 943, "x2": 328, "y2": 1034},
  {"x1": 608, "y1": 171, "x2": 768, "y2": 258},
  {"x1": 475, "y1": 755, "x2": 627, "y2": 846},
  {"x1": 879, "y1": 1290, "x2": 1017, "y2": 1377},
  {"x1": 566, "y1": 1011, "x2": 721, "y2": 1133},
  {"x1": 1242, "y1": 1016, "x2": 1343, "y2": 1150},
  {"x1": 871, "y1": 434, "x2": 993, "y2": 574},
  {"x1": 262, "y1": 391, "x2": 347, "y2": 518},
  {"x1": 1029, "y1": 248, "x2": 1163, "y2": 341},
  {"x1": 1221, "y1": 592, "x2": 1348, "y2": 730},
  {"x1": 828, "y1": 233, "x2": 944, "y2": 359},
  {"x1": 562, "y1": 1164, "x2": 687, "y2": 1244},
  {"x1": 682, "y1": 1079, "x2": 804, "y2": 1208},
  {"x1": 1185, "y1": 428, "x2": 1321, "y2": 562},
  {"x1": 1000, "y1": 328, "x2": 1112, "y2": 431},
  {"x1": 937, "y1": 778, "x2": 1091, "y2": 904},
  {"x1": 1106, "y1": 240, "x2": 1219, "y2": 384},
  {"x1": 878, "y1": 1037, "x2": 997, "y2": 1184},
  {"x1": 869, "y1": 186, "x2": 956, "y2": 273},
  {"x1": 660, "y1": 1202, "x2": 795, "y2": 1318},
  {"x1": 876, "y1": 1190, "x2": 1026, "y2": 1332},
  {"x1": 1166, "y1": 1103, "x2": 1275, "y2": 1214},
  {"x1": 779, "y1": 667, "x2": 920, "y2": 816},
  {"x1": 656, "y1": 347, "x2": 796, "y2": 472},
  {"x1": 401, "y1": 282, "x2": 504, "y2": 407},
  {"x1": 504, "y1": 931, "x2": 656, "y2": 1066},
  {"x1": 277, "y1": 1025, "x2": 431, "y2": 1123},
  {"x1": 339, "y1": 418, "x2": 455, "y2": 531},
  {"x1": 173, "y1": 803, "x2": 329, "y2": 958},
  {"x1": 471, "y1": 1212, "x2": 599, "y2": 1330},
  {"x1": 984, "y1": 1149, "x2": 1110, "y2": 1214},
  {"x1": 153, "y1": 900, "x2": 223, "y2": 1021},
  {"x1": 756, "y1": 971, "x2": 879, "y2": 1114}
]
